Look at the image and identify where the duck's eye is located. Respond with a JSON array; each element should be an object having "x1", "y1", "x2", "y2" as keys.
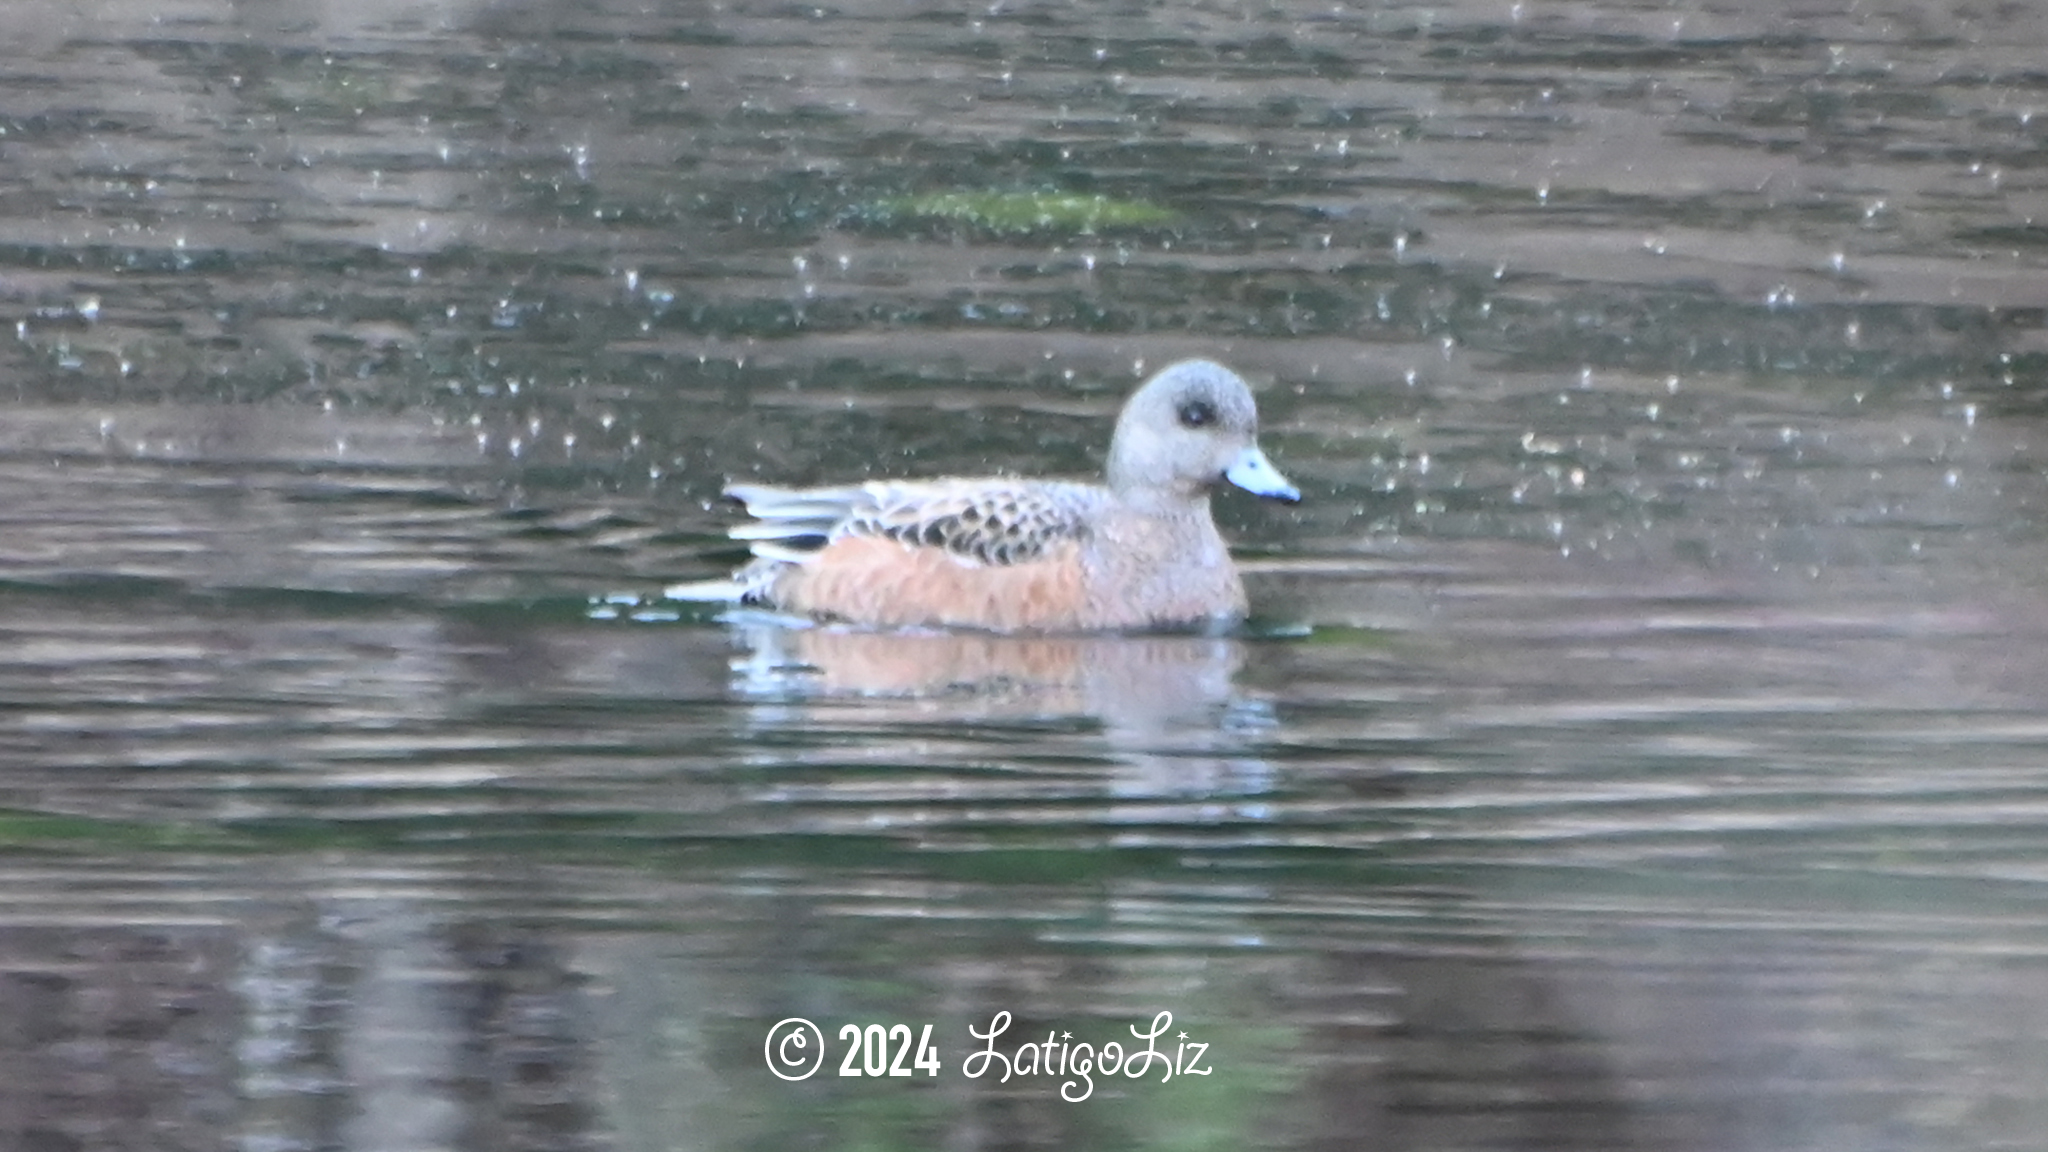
[{"x1": 1177, "y1": 399, "x2": 1218, "y2": 428}]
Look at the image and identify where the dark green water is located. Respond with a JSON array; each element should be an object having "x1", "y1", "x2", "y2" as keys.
[{"x1": 1, "y1": 0, "x2": 2046, "y2": 1148}]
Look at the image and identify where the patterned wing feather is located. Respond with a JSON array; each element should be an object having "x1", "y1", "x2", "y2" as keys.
[
  {"x1": 727, "y1": 479, "x2": 1100, "y2": 569},
  {"x1": 843, "y1": 480, "x2": 1098, "y2": 566}
]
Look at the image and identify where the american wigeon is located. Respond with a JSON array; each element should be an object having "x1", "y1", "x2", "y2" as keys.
[{"x1": 668, "y1": 359, "x2": 1299, "y2": 632}]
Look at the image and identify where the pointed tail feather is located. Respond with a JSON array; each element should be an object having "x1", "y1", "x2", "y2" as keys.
[
  {"x1": 664, "y1": 577, "x2": 746, "y2": 602},
  {"x1": 675, "y1": 482, "x2": 861, "y2": 607},
  {"x1": 726, "y1": 482, "x2": 864, "y2": 520}
]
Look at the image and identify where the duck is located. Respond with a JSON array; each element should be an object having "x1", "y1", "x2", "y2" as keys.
[{"x1": 668, "y1": 359, "x2": 1298, "y2": 632}]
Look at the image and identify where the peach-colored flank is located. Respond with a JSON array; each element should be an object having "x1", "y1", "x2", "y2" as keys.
[{"x1": 776, "y1": 534, "x2": 1091, "y2": 632}]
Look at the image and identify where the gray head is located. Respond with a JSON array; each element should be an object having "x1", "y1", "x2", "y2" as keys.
[{"x1": 1103, "y1": 360, "x2": 1300, "y2": 504}]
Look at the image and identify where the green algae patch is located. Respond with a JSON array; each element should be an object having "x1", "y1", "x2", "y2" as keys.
[
  {"x1": 882, "y1": 191, "x2": 1177, "y2": 233},
  {"x1": 0, "y1": 808, "x2": 239, "y2": 852}
]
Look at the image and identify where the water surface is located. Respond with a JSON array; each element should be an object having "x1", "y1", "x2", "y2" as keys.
[{"x1": 2, "y1": 0, "x2": 2047, "y2": 1148}]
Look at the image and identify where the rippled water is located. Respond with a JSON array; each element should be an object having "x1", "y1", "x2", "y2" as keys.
[{"x1": 2, "y1": 0, "x2": 2047, "y2": 1148}]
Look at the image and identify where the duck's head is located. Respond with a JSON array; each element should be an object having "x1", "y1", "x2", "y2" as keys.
[{"x1": 1106, "y1": 360, "x2": 1300, "y2": 504}]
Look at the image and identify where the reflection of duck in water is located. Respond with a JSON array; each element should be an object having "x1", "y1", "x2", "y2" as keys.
[
  {"x1": 669, "y1": 360, "x2": 1299, "y2": 632},
  {"x1": 724, "y1": 624, "x2": 1278, "y2": 798},
  {"x1": 729, "y1": 622, "x2": 1252, "y2": 720}
]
